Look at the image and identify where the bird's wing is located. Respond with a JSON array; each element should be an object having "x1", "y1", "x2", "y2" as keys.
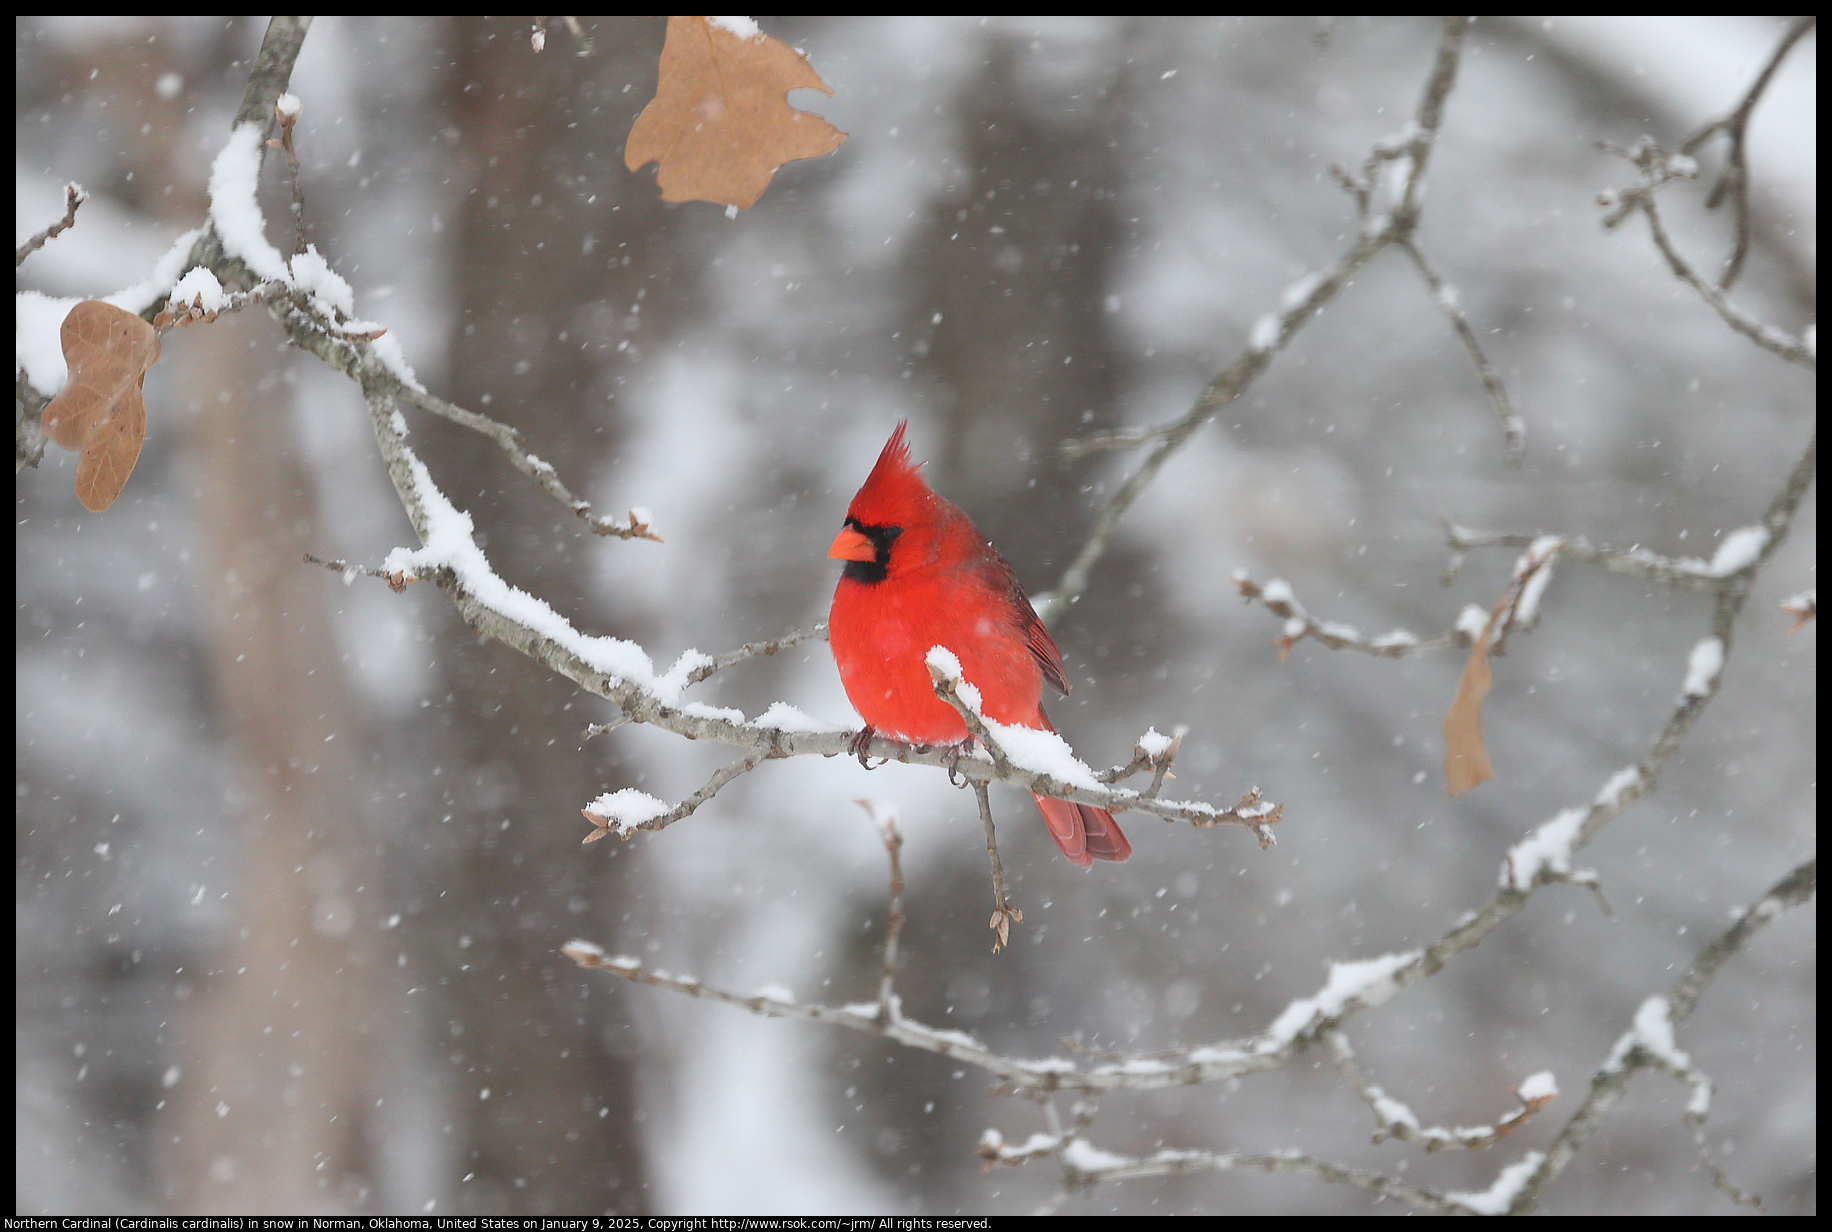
[{"x1": 974, "y1": 544, "x2": 1069, "y2": 697}]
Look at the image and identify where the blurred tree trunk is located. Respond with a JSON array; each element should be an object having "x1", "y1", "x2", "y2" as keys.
[
  {"x1": 144, "y1": 28, "x2": 399, "y2": 1212},
  {"x1": 407, "y1": 16, "x2": 695, "y2": 1213}
]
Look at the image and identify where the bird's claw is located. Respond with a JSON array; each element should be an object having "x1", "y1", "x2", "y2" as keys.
[
  {"x1": 848, "y1": 726, "x2": 882, "y2": 770},
  {"x1": 944, "y1": 736, "x2": 975, "y2": 786}
]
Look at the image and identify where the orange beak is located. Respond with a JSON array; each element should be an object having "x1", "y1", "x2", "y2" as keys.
[{"x1": 827, "y1": 525, "x2": 876, "y2": 562}]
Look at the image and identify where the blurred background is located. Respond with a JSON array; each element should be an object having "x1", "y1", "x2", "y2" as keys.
[{"x1": 16, "y1": 16, "x2": 1814, "y2": 1216}]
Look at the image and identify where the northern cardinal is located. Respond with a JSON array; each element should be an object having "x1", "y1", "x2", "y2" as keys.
[{"x1": 827, "y1": 422, "x2": 1131, "y2": 867}]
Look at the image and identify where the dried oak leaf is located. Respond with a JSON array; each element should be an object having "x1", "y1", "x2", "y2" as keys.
[
  {"x1": 40, "y1": 299, "x2": 161, "y2": 511},
  {"x1": 625, "y1": 16, "x2": 847, "y2": 210},
  {"x1": 1444, "y1": 604, "x2": 1500, "y2": 796}
]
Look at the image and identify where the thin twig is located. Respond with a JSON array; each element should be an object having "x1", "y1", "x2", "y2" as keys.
[
  {"x1": 975, "y1": 782, "x2": 1020, "y2": 952},
  {"x1": 154, "y1": 280, "x2": 291, "y2": 331},
  {"x1": 926, "y1": 658, "x2": 1280, "y2": 844},
  {"x1": 303, "y1": 551, "x2": 420, "y2": 592},
  {"x1": 684, "y1": 623, "x2": 829, "y2": 686},
  {"x1": 1398, "y1": 238, "x2": 1524, "y2": 461},
  {"x1": 1600, "y1": 140, "x2": 1814, "y2": 369},
  {"x1": 1444, "y1": 523, "x2": 1774, "y2": 592},
  {"x1": 269, "y1": 95, "x2": 307, "y2": 255},
  {"x1": 394, "y1": 384, "x2": 662, "y2": 540},
  {"x1": 1325, "y1": 1028, "x2": 1556, "y2": 1151},
  {"x1": 15, "y1": 181, "x2": 87, "y2": 267},
  {"x1": 1232, "y1": 571, "x2": 1466, "y2": 659},
  {"x1": 1680, "y1": 17, "x2": 1816, "y2": 291},
  {"x1": 874, "y1": 811, "x2": 905, "y2": 1021},
  {"x1": 581, "y1": 753, "x2": 762, "y2": 843}
]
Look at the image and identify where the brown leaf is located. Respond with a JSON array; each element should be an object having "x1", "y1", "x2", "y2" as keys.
[
  {"x1": 1444, "y1": 609, "x2": 1497, "y2": 796},
  {"x1": 625, "y1": 16, "x2": 847, "y2": 209},
  {"x1": 581, "y1": 808, "x2": 610, "y2": 845},
  {"x1": 40, "y1": 299, "x2": 160, "y2": 511},
  {"x1": 1780, "y1": 592, "x2": 1815, "y2": 633}
]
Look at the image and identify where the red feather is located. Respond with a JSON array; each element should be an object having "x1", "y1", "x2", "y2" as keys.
[{"x1": 828, "y1": 422, "x2": 1130, "y2": 868}]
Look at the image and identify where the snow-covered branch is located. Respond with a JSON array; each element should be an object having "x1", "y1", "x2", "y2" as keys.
[
  {"x1": 925, "y1": 650, "x2": 1280, "y2": 845},
  {"x1": 1325, "y1": 1029, "x2": 1558, "y2": 1151},
  {"x1": 1509, "y1": 858, "x2": 1815, "y2": 1214},
  {"x1": 980, "y1": 1132, "x2": 1469, "y2": 1215},
  {"x1": 1445, "y1": 523, "x2": 1777, "y2": 593}
]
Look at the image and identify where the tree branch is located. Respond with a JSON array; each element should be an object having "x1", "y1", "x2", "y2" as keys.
[
  {"x1": 15, "y1": 181, "x2": 87, "y2": 268},
  {"x1": 1038, "y1": 16, "x2": 1514, "y2": 621},
  {"x1": 1510, "y1": 858, "x2": 1815, "y2": 1214},
  {"x1": 1680, "y1": 17, "x2": 1816, "y2": 292},
  {"x1": 1600, "y1": 139, "x2": 1814, "y2": 370}
]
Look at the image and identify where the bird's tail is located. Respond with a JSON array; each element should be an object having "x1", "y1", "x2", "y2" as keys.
[{"x1": 1032, "y1": 794, "x2": 1132, "y2": 868}]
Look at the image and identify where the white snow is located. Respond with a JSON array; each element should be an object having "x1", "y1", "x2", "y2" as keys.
[
  {"x1": 1447, "y1": 1151, "x2": 1545, "y2": 1215},
  {"x1": 1280, "y1": 271, "x2": 1324, "y2": 310},
  {"x1": 982, "y1": 717, "x2": 1103, "y2": 789},
  {"x1": 1605, "y1": 995, "x2": 1707, "y2": 1115},
  {"x1": 1680, "y1": 636, "x2": 1724, "y2": 699},
  {"x1": 584, "y1": 788, "x2": 672, "y2": 835},
  {"x1": 1516, "y1": 1070, "x2": 1558, "y2": 1102},
  {"x1": 288, "y1": 245, "x2": 357, "y2": 319},
  {"x1": 1263, "y1": 950, "x2": 1420, "y2": 1046},
  {"x1": 207, "y1": 123, "x2": 290, "y2": 282},
  {"x1": 707, "y1": 15, "x2": 763, "y2": 40},
  {"x1": 1455, "y1": 603, "x2": 1492, "y2": 640},
  {"x1": 1061, "y1": 1138, "x2": 1131, "y2": 1171},
  {"x1": 928, "y1": 645, "x2": 1104, "y2": 791},
  {"x1": 1248, "y1": 312, "x2": 1280, "y2": 353},
  {"x1": 1593, "y1": 766, "x2": 1642, "y2": 810},
  {"x1": 16, "y1": 226, "x2": 205, "y2": 396},
  {"x1": 166, "y1": 266, "x2": 228, "y2": 314},
  {"x1": 749, "y1": 702, "x2": 843, "y2": 734},
  {"x1": 1503, "y1": 806, "x2": 1585, "y2": 891},
  {"x1": 1136, "y1": 727, "x2": 1173, "y2": 758},
  {"x1": 1513, "y1": 537, "x2": 1562, "y2": 624},
  {"x1": 1705, "y1": 525, "x2": 1768, "y2": 575}
]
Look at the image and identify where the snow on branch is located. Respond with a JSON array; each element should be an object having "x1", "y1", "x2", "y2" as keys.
[
  {"x1": 21, "y1": 25, "x2": 1253, "y2": 856},
  {"x1": 990, "y1": 851, "x2": 1808, "y2": 1215},
  {"x1": 1230, "y1": 571, "x2": 1459, "y2": 660},
  {"x1": 1325, "y1": 1029, "x2": 1558, "y2": 1151},
  {"x1": 985, "y1": 1135, "x2": 1467, "y2": 1215},
  {"x1": 1445, "y1": 523, "x2": 1779, "y2": 592},
  {"x1": 925, "y1": 649, "x2": 1281, "y2": 845},
  {"x1": 1507, "y1": 858, "x2": 1815, "y2": 1214}
]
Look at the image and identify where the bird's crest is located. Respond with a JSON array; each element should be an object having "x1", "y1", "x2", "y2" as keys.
[{"x1": 845, "y1": 421, "x2": 937, "y2": 528}]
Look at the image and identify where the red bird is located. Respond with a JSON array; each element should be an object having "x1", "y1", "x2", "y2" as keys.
[{"x1": 827, "y1": 422, "x2": 1131, "y2": 868}]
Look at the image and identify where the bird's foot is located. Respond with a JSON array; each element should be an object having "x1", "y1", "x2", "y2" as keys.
[
  {"x1": 848, "y1": 726, "x2": 882, "y2": 769},
  {"x1": 942, "y1": 736, "x2": 976, "y2": 786}
]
